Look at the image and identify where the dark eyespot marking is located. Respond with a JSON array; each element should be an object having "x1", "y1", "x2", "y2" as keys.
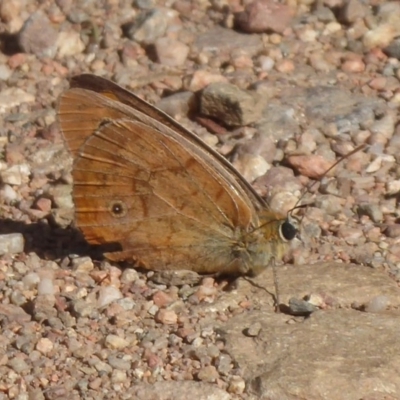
[
  {"x1": 109, "y1": 201, "x2": 127, "y2": 218},
  {"x1": 280, "y1": 220, "x2": 297, "y2": 241}
]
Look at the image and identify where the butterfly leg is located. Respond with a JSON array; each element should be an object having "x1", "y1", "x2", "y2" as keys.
[{"x1": 270, "y1": 257, "x2": 281, "y2": 312}]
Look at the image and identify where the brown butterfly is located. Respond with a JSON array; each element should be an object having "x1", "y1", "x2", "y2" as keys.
[{"x1": 57, "y1": 74, "x2": 298, "y2": 278}]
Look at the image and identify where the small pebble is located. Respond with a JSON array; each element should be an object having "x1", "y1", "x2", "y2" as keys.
[
  {"x1": 228, "y1": 375, "x2": 246, "y2": 394},
  {"x1": 288, "y1": 298, "x2": 317, "y2": 315},
  {"x1": 155, "y1": 309, "x2": 178, "y2": 325},
  {"x1": 10, "y1": 290, "x2": 26, "y2": 306},
  {"x1": 0, "y1": 233, "x2": 24, "y2": 255},
  {"x1": 22, "y1": 272, "x2": 40, "y2": 289},
  {"x1": 152, "y1": 291, "x2": 174, "y2": 307},
  {"x1": 307, "y1": 293, "x2": 325, "y2": 308},
  {"x1": 1, "y1": 164, "x2": 30, "y2": 185},
  {"x1": 97, "y1": 286, "x2": 123, "y2": 307},
  {"x1": 386, "y1": 180, "x2": 400, "y2": 195},
  {"x1": 235, "y1": 0, "x2": 293, "y2": 34},
  {"x1": 216, "y1": 354, "x2": 233, "y2": 375},
  {"x1": 7, "y1": 357, "x2": 31, "y2": 373},
  {"x1": 105, "y1": 334, "x2": 129, "y2": 350},
  {"x1": 36, "y1": 338, "x2": 54, "y2": 354},
  {"x1": 111, "y1": 369, "x2": 127, "y2": 383},
  {"x1": 0, "y1": 184, "x2": 18, "y2": 203},
  {"x1": 357, "y1": 203, "x2": 383, "y2": 223},
  {"x1": 286, "y1": 154, "x2": 332, "y2": 179},
  {"x1": 0, "y1": 64, "x2": 12, "y2": 80},
  {"x1": 233, "y1": 153, "x2": 270, "y2": 183},
  {"x1": 71, "y1": 256, "x2": 94, "y2": 273},
  {"x1": 120, "y1": 268, "x2": 139, "y2": 283},
  {"x1": 384, "y1": 225, "x2": 400, "y2": 238},
  {"x1": 18, "y1": 11, "x2": 57, "y2": 57},
  {"x1": 128, "y1": 8, "x2": 176, "y2": 44},
  {"x1": 117, "y1": 297, "x2": 136, "y2": 311},
  {"x1": 37, "y1": 277, "x2": 55, "y2": 296},
  {"x1": 363, "y1": 296, "x2": 389, "y2": 313},
  {"x1": 56, "y1": 31, "x2": 85, "y2": 57},
  {"x1": 197, "y1": 365, "x2": 219, "y2": 382},
  {"x1": 155, "y1": 37, "x2": 189, "y2": 67},
  {"x1": 245, "y1": 322, "x2": 262, "y2": 337}
]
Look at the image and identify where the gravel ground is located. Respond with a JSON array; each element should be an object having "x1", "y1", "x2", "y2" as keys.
[{"x1": 0, "y1": 0, "x2": 400, "y2": 399}]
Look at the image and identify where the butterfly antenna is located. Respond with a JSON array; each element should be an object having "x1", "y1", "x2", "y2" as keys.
[{"x1": 288, "y1": 143, "x2": 367, "y2": 216}]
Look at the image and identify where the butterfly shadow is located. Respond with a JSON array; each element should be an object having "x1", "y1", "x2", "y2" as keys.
[
  {"x1": 0, "y1": 217, "x2": 121, "y2": 262},
  {"x1": 0, "y1": 32, "x2": 22, "y2": 56}
]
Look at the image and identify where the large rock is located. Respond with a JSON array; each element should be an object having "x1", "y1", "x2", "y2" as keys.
[{"x1": 213, "y1": 262, "x2": 400, "y2": 400}]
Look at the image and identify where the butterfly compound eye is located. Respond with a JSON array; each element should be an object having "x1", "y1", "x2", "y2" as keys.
[{"x1": 279, "y1": 220, "x2": 297, "y2": 241}]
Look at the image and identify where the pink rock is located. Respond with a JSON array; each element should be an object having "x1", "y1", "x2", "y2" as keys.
[
  {"x1": 341, "y1": 59, "x2": 365, "y2": 73},
  {"x1": 8, "y1": 53, "x2": 26, "y2": 69},
  {"x1": 34, "y1": 197, "x2": 52, "y2": 212},
  {"x1": 235, "y1": 0, "x2": 293, "y2": 34},
  {"x1": 153, "y1": 290, "x2": 174, "y2": 307},
  {"x1": 276, "y1": 59, "x2": 295, "y2": 73},
  {"x1": 286, "y1": 154, "x2": 333, "y2": 179}
]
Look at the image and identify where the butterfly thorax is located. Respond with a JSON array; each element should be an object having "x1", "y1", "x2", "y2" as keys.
[{"x1": 228, "y1": 210, "x2": 296, "y2": 276}]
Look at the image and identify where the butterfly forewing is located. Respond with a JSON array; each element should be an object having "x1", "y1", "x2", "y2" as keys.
[{"x1": 63, "y1": 75, "x2": 268, "y2": 209}]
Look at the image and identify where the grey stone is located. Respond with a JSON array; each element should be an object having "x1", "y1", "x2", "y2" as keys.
[
  {"x1": 200, "y1": 82, "x2": 265, "y2": 127},
  {"x1": 18, "y1": 12, "x2": 57, "y2": 57}
]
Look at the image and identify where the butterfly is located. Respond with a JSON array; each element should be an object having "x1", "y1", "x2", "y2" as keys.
[{"x1": 57, "y1": 74, "x2": 298, "y2": 280}]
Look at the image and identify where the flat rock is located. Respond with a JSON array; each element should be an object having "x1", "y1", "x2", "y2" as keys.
[
  {"x1": 220, "y1": 309, "x2": 400, "y2": 400},
  {"x1": 127, "y1": 381, "x2": 231, "y2": 400},
  {"x1": 233, "y1": 262, "x2": 400, "y2": 310},
  {"x1": 210, "y1": 262, "x2": 400, "y2": 399}
]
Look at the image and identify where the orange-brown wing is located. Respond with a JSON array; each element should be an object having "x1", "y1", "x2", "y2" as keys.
[
  {"x1": 69, "y1": 74, "x2": 194, "y2": 137},
  {"x1": 64, "y1": 74, "x2": 267, "y2": 210},
  {"x1": 69, "y1": 118, "x2": 255, "y2": 273}
]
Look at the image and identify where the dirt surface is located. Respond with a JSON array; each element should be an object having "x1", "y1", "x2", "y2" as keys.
[{"x1": 0, "y1": 0, "x2": 400, "y2": 399}]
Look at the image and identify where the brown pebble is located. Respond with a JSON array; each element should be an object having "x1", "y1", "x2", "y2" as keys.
[
  {"x1": 235, "y1": 0, "x2": 293, "y2": 34},
  {"x1": 197, "y1": 365, "x2": 219, "y2": 382},
  {"x1": 384, "y1": 224, "x2": 400, "y2": 238}
]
